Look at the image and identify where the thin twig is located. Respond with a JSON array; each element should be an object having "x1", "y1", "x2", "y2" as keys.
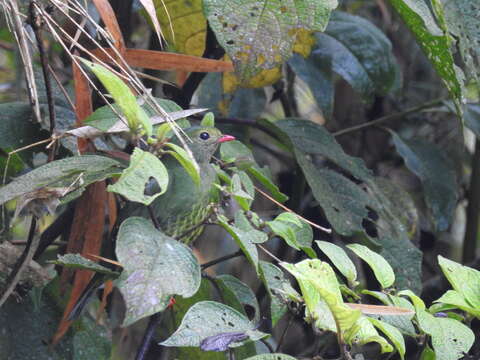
[
  {"x1": 275, "y1": 313, "x2": 293, "y2": 352},
  {"x1": 333, "y1": 97, "x2": 445, "y2": 137},
  {"x1": 463, "y1": 139, "x2": 480, "y2": 263},
  {"x1": 260, "y1": 338, "x2": 275, "y2": 353},
  {"x1": 29, "y1": 2, "x2": 57, "y2": 161},
  {"x1": 201, "y1": 249, "x2": 244, "y2": 270},
  {"x1": 147, "y1": 205, "x2": 161, "y2": 230},
  {"x1": 258, "y1": 244, "x2": 282, "y2": 263},
  {"x1": 0, "y1": 217, "x2": 38, "y2": 307},
  {"x1": 255, "y1": 186, "x2": 331, "y2": 233},
  {"x1": 135, "y1": 311, "x2": 163, "y2": 360}
]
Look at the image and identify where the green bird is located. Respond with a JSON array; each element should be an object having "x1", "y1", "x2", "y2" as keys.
[
  {"x1": 122, "y1": 126, "x2": 235, "y2": 242},
  {"x1": 67, "y1": 126, "x2": 235, "y2": 320}
]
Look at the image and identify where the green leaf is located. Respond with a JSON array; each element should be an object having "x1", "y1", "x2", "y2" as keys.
[
  {"x1": 84, "y1": 97, "x2": 182, "y2": 132},
  {"x1": 161, "y1": 301, "x2": 267, "y2": 348},
  {"x1": 218, "y1": 215, "x2": 259, "y2": 273},
  {"x1": 220, "y1": 140, "x2": 288, "y2": 202},
  {"x1": 0, "y1": 102, "x2": 48, "y2": 164},
  {"x1": 0, "y1": 281, "x2": 74, "y2": 359},
  {"x1": 73, "y1": 317, "x2": 111, "y2": 360},
  {"x1": 367, "y1": 318, "x2": 406, "y2": 359},
  {"x1": 203, "y1": 0, "x2": 338, "y2": 81},
  {"x1": 362, "y1": 291, "x2": 417, "y2": 336},
  {"x1": 390, "y1": 131, "x2": 457, "y2": 231},
  {"x1": 398, "y1": 289, "x2": 426, "y2": 311},
  {"x1": 0, "y1": 155, "x2": 122, "y2": 206},
  {"x1": 347, "y1": 244, "x2": 395, "y2": 289},
  {"x1": 416, "y1": 309, "x2": 474, "y2": 360},
  {"x1": 230, "y1": 173, "x2": 254, "y2": 211},
  {"x1": 420, "y1": 345, "x2": 436, "y2": 360},
  {"x1": 78, "y1": 57, "x2": 152, "y2": 136},
  {"x1": 107, "y1": 148, "x2": 168, "y2": 205},
  {"x1": 267, "y1": 212, "x2": 314, "y2": 256},
  {"x1": 346, "y1": 316, "x2": 393, "y2": 354},
  {"x1": 316, "y1": 241, "x2": 357, "y2": 284},
  {"x1": 244, "y1": 355, "x2": 297, "y2": 360},
  {"x1": 465, "y1": 104, "x2": 480, "y2": 138},
  {"x1": 282, "y1": 259, "x2": 362, "y2": 333},
  {"x1": 313, "y1": 11, "x2": 397, "y2": 101},
  {"x1": 216, "y1": 275, "x2": 260, "y2": 323},
  {"x1": 438, "y1": 255, "x2": 480, "y2": 309},
  {"x1": 434, "y1": 290, "x2": 480, "y2": 319},
  {"x1": 235, "y1": 211, "x2": 268, "y2": 244},
  {"x1": 116, "y1": 217, "x2": 201, "y2": 326},
  {"x1": 229, "y1": 88, "x2": 267, "y2": 119},
  {"x1": 50, "y1": 254, "x2": 119, "y2": 277},
  {"x1": 387, "y1": 0, "x2": 464, "y2": 117},
  {"x1": 164, "y1": 142, "x2": 201, "y2": 186},
  {"x1": 259, "y1": 261, "x2": 301, "y2": 326},
  {"x1": 271, "y1": 119, "x2": 422, "y2": 292},
  {"x1": 441, "y1": 1, "x2": 480, "y2": 85}
]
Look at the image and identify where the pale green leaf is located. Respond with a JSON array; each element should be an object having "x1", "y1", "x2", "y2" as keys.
[
  {"x1": 438, "y1": 255, "x2": 480, "y2": 309},
  {"x1": 201, "y1": 112, "x2": 215, "y2": 127},
  {"x1": 161, "y1": 301, "x2": 267, "y2": 348},
  {"x1": 78, "y1": 57, "x2": 152, "y2": 136},
  {"x1": 107, "y1": 148, "x2": 168, "y2": 205},
  {"x1": 164, "y1": 142, "x2": 201, "y2": 186},
  {"x1": 50, "y1": 254, "x2": 119, "y2": 277},
  {"x1": 316, "y1": 241, "x2": 357, "y2": 284},
  {"x1": 116, "y1": 217, "x2": 201, "y2": 326},
  {"x1": 368, "y1": 317, "x2": 406, "y2": 359},
  {"x1": 347, "y1": 244, "x2": 395, "y2": 289},
  {"x1": 216, "y1": 275, "x2": 260, "y2": 323},
  {"x1": 434, "y1": 290, "x2": 480, "y2": 319}
]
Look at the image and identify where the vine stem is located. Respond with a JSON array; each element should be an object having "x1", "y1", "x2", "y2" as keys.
[
  {"x1": 135, "y1": 312, "x2": 163, "y2": 360},
  {"x1": 333, "y1": 97, "x2": 445, "y2": 137},
  {"x1": 201, "y1": 249, "x2": 244, "y2": 270}
]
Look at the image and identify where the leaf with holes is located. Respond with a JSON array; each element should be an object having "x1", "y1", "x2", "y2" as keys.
[
  {"x1": 204, "y1": 0, "x2": 338, "y2": 81},
  {"x1": 388, "y1": 0, "x2": 464, "y2": 117},
  {"x1": 216, "y1": 275, "x2": 260, "y2": 323},
  {"x1": 116, "y1": 217, "x2": 201, "y2": 326},
  {"x1": 259, "y1": 261, "x2": 301, "y2": 326},
  {"x1": 161, "y1": 301, "x2": 267, "y2": 348},
  {"x1": 107, "y1": 148, "x2": 168, "y2": 205}
]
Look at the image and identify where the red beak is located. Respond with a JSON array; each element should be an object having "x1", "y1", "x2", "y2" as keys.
[{"x1": 217, "y1": 135, "x2": 236, "y2": 143}]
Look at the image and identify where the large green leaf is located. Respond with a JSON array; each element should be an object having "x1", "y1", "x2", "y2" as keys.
[
  {"x1": 270, "y1": 119, "x2": 423, "y2": 292},
  {"x1": 312, "y1": 11, "x2": 397, "y2": 101},
  {"x1": 367, "y1": 318, "x2": 405, "y2": 359},
  {"x1": 434, "y1": 290, "x2": 480, "y2": 319},
  {"x1": 161, "y1": 301, "x2": 267, "y2": 348},
  {"x1": 416, "y1": 309, "x2": 474, "y2": 360},
  {"x1": 204, "y1": 0, "x2": 338, "y2": 80},
  {"x1": 0, "y1": 155, "x2": 122, "y2": 206},
  {"x1": 390, "y1": 131, "x2": 457, "y2": 231},
  {"x1": 442, "y1": 0, "x2": 480, "y2": 85},
  {"x1": 267, "y1": 212, "x2": 314, "y2": 256},
  {"x1": 437, "y1": 256, "x2": 480, "y2": 309},
  {"x1": 387, "y1": 0, "x2": 464, "y2": 116},
  {"x1": 116, "y1": 217, "x2": 201, "y2": 326}
]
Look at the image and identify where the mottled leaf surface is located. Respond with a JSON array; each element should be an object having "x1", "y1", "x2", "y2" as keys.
[
  {"x1": 0, "y1": 155, "x2": 122, "y2": 206},
  {"x1": 388, "y1": 0, "x2": 464, "y2": 115},
  {"x1": 161, "y1": 301, "x2": 266, "y2": 348},
  {"x1": 204, "y1": 0, "x2": 338, "y2": 80},
  {"x1": 116, "y1": 217, "x2": 201, "y2": 326},
  {"x1": 51, "y1": 254, "x2": 119, "y2": 277}
]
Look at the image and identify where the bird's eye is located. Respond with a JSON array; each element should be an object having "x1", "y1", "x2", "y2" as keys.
[{"x1": 199, "y1": 132, "x2": 210, "y2": 140}]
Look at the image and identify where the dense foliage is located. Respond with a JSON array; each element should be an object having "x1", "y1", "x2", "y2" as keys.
[{"x1": 0, "y1": 0, "x2": 479, "y2": 359}]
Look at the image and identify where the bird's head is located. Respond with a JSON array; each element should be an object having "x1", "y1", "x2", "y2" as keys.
[{"x1": 175, "y1": 126, "x2": 235, "y2": 163}]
